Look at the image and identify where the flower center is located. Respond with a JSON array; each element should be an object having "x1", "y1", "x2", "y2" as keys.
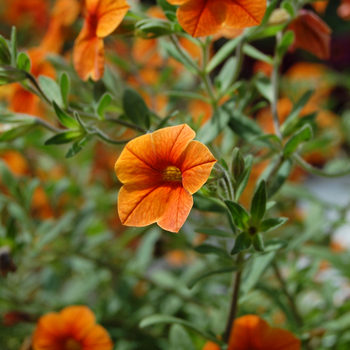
[
  {"x1": 162, "y1": 166, "x2": 182, "y2": 182},
  {"x1": 64, "y1": 339, "x2": 82, "y2": 350}
]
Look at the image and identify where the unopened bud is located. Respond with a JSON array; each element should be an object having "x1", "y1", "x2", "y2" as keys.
[
  {"x1": 268, "y1": 8, "x2": 291, "y2": 25},
  {"x1": 231, "y1": 148, "x2": 245, "y2": 182},
  {"x1": 0, "y1": 66, "x2": 27, "y2": 86}
]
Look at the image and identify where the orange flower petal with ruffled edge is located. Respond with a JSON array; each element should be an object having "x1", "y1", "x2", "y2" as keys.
[
  {"x1": 202, "y1": 341, "x2": 221, "y2": 350},
  {"x1": 228, "y1": 315, "x2": 301, "y2": 350},
  {"x1": 115, "y1": 124, "x2": 216, "y2": 232},
  {"x1": 169, "y1": 0, "x2": 266, "y2": 37},
  {"x1": 73, "y1": 23, "x2": 105, "y2": 81},
  {"x1": 288, "y1": 10, "x2": 331, "y2": 60},
  {"x1": 82, "y1": 324, "x2": 114, "y2": 350}
]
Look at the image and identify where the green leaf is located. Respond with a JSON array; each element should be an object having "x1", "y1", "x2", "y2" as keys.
[
  {"x1": 0, "y1": 35, "x2": 11, "y2": 65},
  {"x1": 283, "y1": 124, "x2": 313, "y2": 157},
  {"x1": 267, "y1": 159, "x2": 293, "y2": 197},
  {"x1": 277, "y1": 30, "x2": 294, "y2": 58},
  {"x1": 193, "y1": 193, "x2": 227, "y2": 213},
  {"x1": 235, "y1": 155, "x2": 253, "y2": 201},
  {"x1": 231, "y1": 147, "x2": 245, "y2": 181},
  {"x1": 169, "y1": 325, "x2": 196, "y2": 350},
  {"x1": 231, "y1": 232, "x2": 252, "y2": 255},
  {"x1": 250, "y1": 180, "x2": 266, "y2": 224},
  {"x1": 259, "y1": 217, "x2": 288, "y2": 233},
  {"x1": 45, "y1": 130, "x2": 82, "y2": 145},
  {"x1": 0, "y1": 124, "x2": 35, "y2": 142},
  {"x1": 0, "y1": 161, "x2": 17, "y2": 195},
  {"x1": 122, "y1": 88, "x2": 150, "y2": 129},
  {"x1": 0, "y1": 66, "x2": 27, "y2": 85},
  {"x1": 136, "y1": 19, "x2": 173, "y2": 38},
  {"x1": 243, "y1": 44, "x2": 273, "y2": 64},
  {"x1": 252, "y1": 233, "x2": 264, "y2": 252},
  {"x1": 225, "y1": 200, "x2": 250, "y2": 230},
  {"x1": 65, "y1": 136, "x2": 91, "y2": 158},
  {"x1": 17, "y1": 52, "x2": 31, "y2": 72},
  {"x1": 207, "y1": 37, "x2": 241, "y2": 73},
  {"x1": 39, "y1": 75, "x2": 64, "y2": 107},
  {"x1": 23, "y1": 178, "x2": 40, "y2": 211},
  {"x1": 196, "y1": 104, "x2": 231, "y2": 144},
  {"x1": 195, "y1": 228, "x2": 232, "y2": 238},
  {"x1": 193, "y1": 244, "x2": 230, "y2": 260},
  {"x1": 53, "y1": 101, "x2": 79, "y2": 129},
  {"x1": 281, "y1": 90, "x2": 314, "y2": 137},
  {"x1": 255, "y1": 76, "x2": 273, "y2": 103},
  {"x1": 264, "y1": 238, "x2": 288, "y2": 252},
  {"x1": 139, "y1": 314, "x2": 218, "y2": 343},
  {"x1": 260, "y1": 0, "x2": 279, "y2": 25},
  {"x1": 215, "y1": 57, "x2": 237, "y2": 92},
  {"x1": 10, "y1": 26, "x2": 17, "y2": 67},
  {"x1": 60, "y1": 72, "x2": 70, "y2": 108},
  {"x1": 187, "y1": 266, "x2": 237, "y2": 289},
  {"x1": 157, "y1": 0, "x2": 177, "y2": 19},
  {"x1": 97, "y1": 92, "x2": 112, "y2": 119},
  {"x1": 228, "y1": 109, "x2": 263, "y2": 141}
]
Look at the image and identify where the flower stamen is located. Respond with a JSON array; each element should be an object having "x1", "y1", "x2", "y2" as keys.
[{"x1": 162, "y1": 166, "x2": 182, "y2": 182}]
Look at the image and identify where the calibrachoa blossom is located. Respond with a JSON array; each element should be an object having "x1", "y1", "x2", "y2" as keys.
[
  {"x1": 115, "y1": 124, "x2": 216, "y2": 233},
  {"x1": 73, "y1": 0, "x2": 130, "y2": 81},
  {"x1": 32, "y1": 305, "x2": 113, "y2": 350},
  {"x1": 202, "y1": 315, "x2": 301, "y2": 350},
  {"x1": 167, "y1": 0, "x2": 267, "y2": 37}
]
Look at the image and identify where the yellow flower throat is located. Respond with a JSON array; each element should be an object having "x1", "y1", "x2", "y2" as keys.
[{"x1": 162, "y1": 166, "x2": 182, "y2": 182}]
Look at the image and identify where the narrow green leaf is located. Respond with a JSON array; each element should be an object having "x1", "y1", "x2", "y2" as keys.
[
  {"x1": 0, "y1": 35, "x2": 11, "y2": 65},
  {"x1": 283, "y1": 124, "x2": 313, "y2": 157},
  {"x1": 10, "y1": 26, "x2": 17, "y2": 67},
  {"x1": 0, "y1": 66, "x2": 27, "y2": 85},
  {"x1": 215, "y1": 57, "x2": 237, "y2": 92},
  {"x1": 207, "y1": 37, "x2": 241, "y2": 73},
  {"x1": 17, "y1": 52, "x2": 31, "y2": 72},
  {"x1": 225, "y1": 200, "x2": 250, "y2": 230},
  {"x1": 169, "y1": 325, "x2": 196, "y2": 350},
  {"x1": 259, "y1": 217, "x2": 288, "y2": 233},
  {"x1": 235, "y1": 155, "x2": 253, "y2": 201},
  {"x1": 156, "y1": 0, "x2": 177, "y2": 18},
  {"x1": 195, "y1": 228, "x2": 232, "y2": 238},
  {"x1": 264, "y1": 238, "x2": 288, "y2": 252},
  {"x1": 267, "y1": 159, "x2": 293, "y2": 197},
  {"x1": 252, "y1": 233, "x2": 264, "y2": 252},
  {"x1": 45, "y1": 130, "x2": 82, "y2": 145},
  {"x1": 250, "y1": 180, "x2": 267, "y2": 224},
  {"x1": 243, "y1": 44, "x2": 273, "y2": 64},
  {"x1": 97, "y1": 92, "x2": 112, "y2": 119},
  {"x1": 123, "y1": 88, "x2": 150, "y2": 129},
  {"x1": 0, "y1": 124, "x2": 35, "y2": 142},
  {"x1": 231, "y1": 232, "x2": 252, "y2": 255},
  {"x1": 53, "y1": 101, "x2": 79, "y2": 129},
  {"x1": 277, "y1": 31, "x2": 294, "y2": 58},
  {"x1": 65, "y1": 136, "x2": 90, "y2": 158},
  {"x1": 187, "y1": 266, "x2": 237, "y2": 289},
  {"x1": 255, "y1": 76, "x2": 273, "y2": 103},
  {"x1": 193, "y1": 193, "x2": 227, "y2": 213},
  {"x1": 60, "y1": 72, "x2": 70, "y2": 108},
  {"x1": 228, "y1": 109, "x2": 263, "y2": 141},
  {"x1": 39, "y1": 75, "x2": 64, "y2": 107},
  {"x1": 260, "y1": 0, "x2": 279, "y2": 25},
  {"x1": 139, "y1": 314, "x2": 219, "y2": 343}
]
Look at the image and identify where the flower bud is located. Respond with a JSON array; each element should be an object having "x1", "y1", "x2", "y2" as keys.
[
  {"x1": 268, "y1": 8, "x2": 291, "y2": 25},
  {"x1": 0, "y1": 66, "x2": 27, "y2": 86},
  {"x1": 231, "y1": 148, "x2": 245, "y2": 182}
]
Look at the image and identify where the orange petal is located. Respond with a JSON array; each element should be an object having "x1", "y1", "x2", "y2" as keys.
[
  {"x1": 288, "y1": 10, "x2": 331, "y2": 60},
  {"x1": 60, "y1": 306, "x2": 96, "y2": 340},
  {"x1": 202, "y1": 341, "x2": 221, "y2": 350},
  {"x1": 225, "y1": 0, "x2": 266, "y2": 28},
  {"x1": 115, "y1": 134, "x2": 161, "y2": 183},
  {"x1": 94, "y1": 0, "x2": 130, "y2": 37},
  {"x1": 157, "y1": 183, "x2": 193, "y2": 232},
  {"x1": 117, "y1": 182, "x2": 170, "y2": 227},
  {"x1": 176, "y1": 0, "x2": 226, "y2": 37},
  {"x1": 180, "y1": 140, "x2": 216, "y2": 194},
  {"x1": 32, "y1": 313, "x2": 65, "y2": 350},
  {"x1": 73, "y1": 23, "x2": 105, "y2": 81},
  {"x1": 151, "y1": 124, "x2": 195, "y2": 167},
  {"x1": 81, "y1": 324, "x2": 113, "y2": 350},
  {"x1": 167, "y1": 0, "x2": 189, "y2": 4}
]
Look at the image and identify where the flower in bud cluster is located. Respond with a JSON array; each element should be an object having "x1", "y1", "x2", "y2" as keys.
[
  {"x1": 268, "y1": 8, "x2": 291, "y2": 25},
  {"x1": 231, "y1": 148, "x2": 245, "y2": 183}
]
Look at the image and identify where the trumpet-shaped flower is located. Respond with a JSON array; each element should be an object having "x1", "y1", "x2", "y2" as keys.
[
  {"x1": 115, "y1": 124, "x2": 216, "y2": 233},
  {"x1": 73, "y1": 0, "x2": 130, "y2": 81},
  {"x1": 202, "y1": 315, "x2": 300, "y2": 350},
  {"x1": 167, "y1": 0, "x2": 266, "y2": 37},
  {"x1": 32, "y1": 305, "x2": 113, "y2": 350}
]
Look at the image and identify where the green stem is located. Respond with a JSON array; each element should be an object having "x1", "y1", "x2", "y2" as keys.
[
  {"x1": 293, "y1": 154, "x2": 350, "y2": 178},
  {"x1": 223, "y1": 253, "x2": 243, "y2": 343},
  {"x1": 35, "y1": 118, "x2": 62, "y2": 133},
  {"x1": 92, "y1": 128, "x2": 134, "y2": 145}
]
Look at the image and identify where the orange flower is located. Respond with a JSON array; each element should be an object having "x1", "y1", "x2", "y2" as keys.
[
  {"x1": 288, "y1": 10, "x2": 331, "y2": 60},
  {"x1": 32, "y1": 306, "x2": 113, "y2": 350},
  {"x1": 338, "y1": 0, "x2": 350, "y2": 20},
  {"x1": 311, "y1": 0, "x2": 329, "y2": 14},
  {"x1": 73, "y1": 0, "x2": 130, "y2": 81},
  {"x1": 202, "y1": 315, "x2": 300, "y2": 350},
  {"x1": 167, "y1": 0, "x2": 266, "y2": 37},
  {"x1": 115, "y1": 124, "x2": 216, "y2": 233}
]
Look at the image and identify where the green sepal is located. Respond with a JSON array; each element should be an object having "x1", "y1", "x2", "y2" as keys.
[
  {"x1": 259, "y1": 217, "x2": 288, "y2": 233},
  {"x1": 53, "y1": 101, "x2": 79, "y2": 129},
  {"x1": 250, "y1": 180, "x2": 267, "y2": 224},
  {"x1": 225, "y1": 200, "x2": 250, "y2": 230},
  {"x1": 45, "y1": 130, "x2": 83, "y2": 145},
  {"x1": 252, "y1": 233, "x2": 265, "y2": 252},
  {"x1": 231, "y1": 232, "x2": 252, "y2": 255}
]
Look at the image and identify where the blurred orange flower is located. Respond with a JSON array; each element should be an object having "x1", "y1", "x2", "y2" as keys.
[
  {"x1": 115, "y1": 124, "x2": 216, "y2": 232},
  {"x1": 32, "y1": 305, "x2": 113, "y2": 350},
  {"x1": 167, "y1": 0, "x2": 266, "y2": 37},
  {"x1": 288, "y1": 10, "x2": 331, "y2": 60},
  {"x1": 73, "y1": 0, "x2": 130, "y2": 81},
  {"x1": 202, "y1": 315, "x2": 300, "y2": 350},
  {"x1": 311, "y1": 0, "x2": 329, "y2": 14},
  {"x1": 338, "y1": 0, "x2": 350, "y2": 20}
]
